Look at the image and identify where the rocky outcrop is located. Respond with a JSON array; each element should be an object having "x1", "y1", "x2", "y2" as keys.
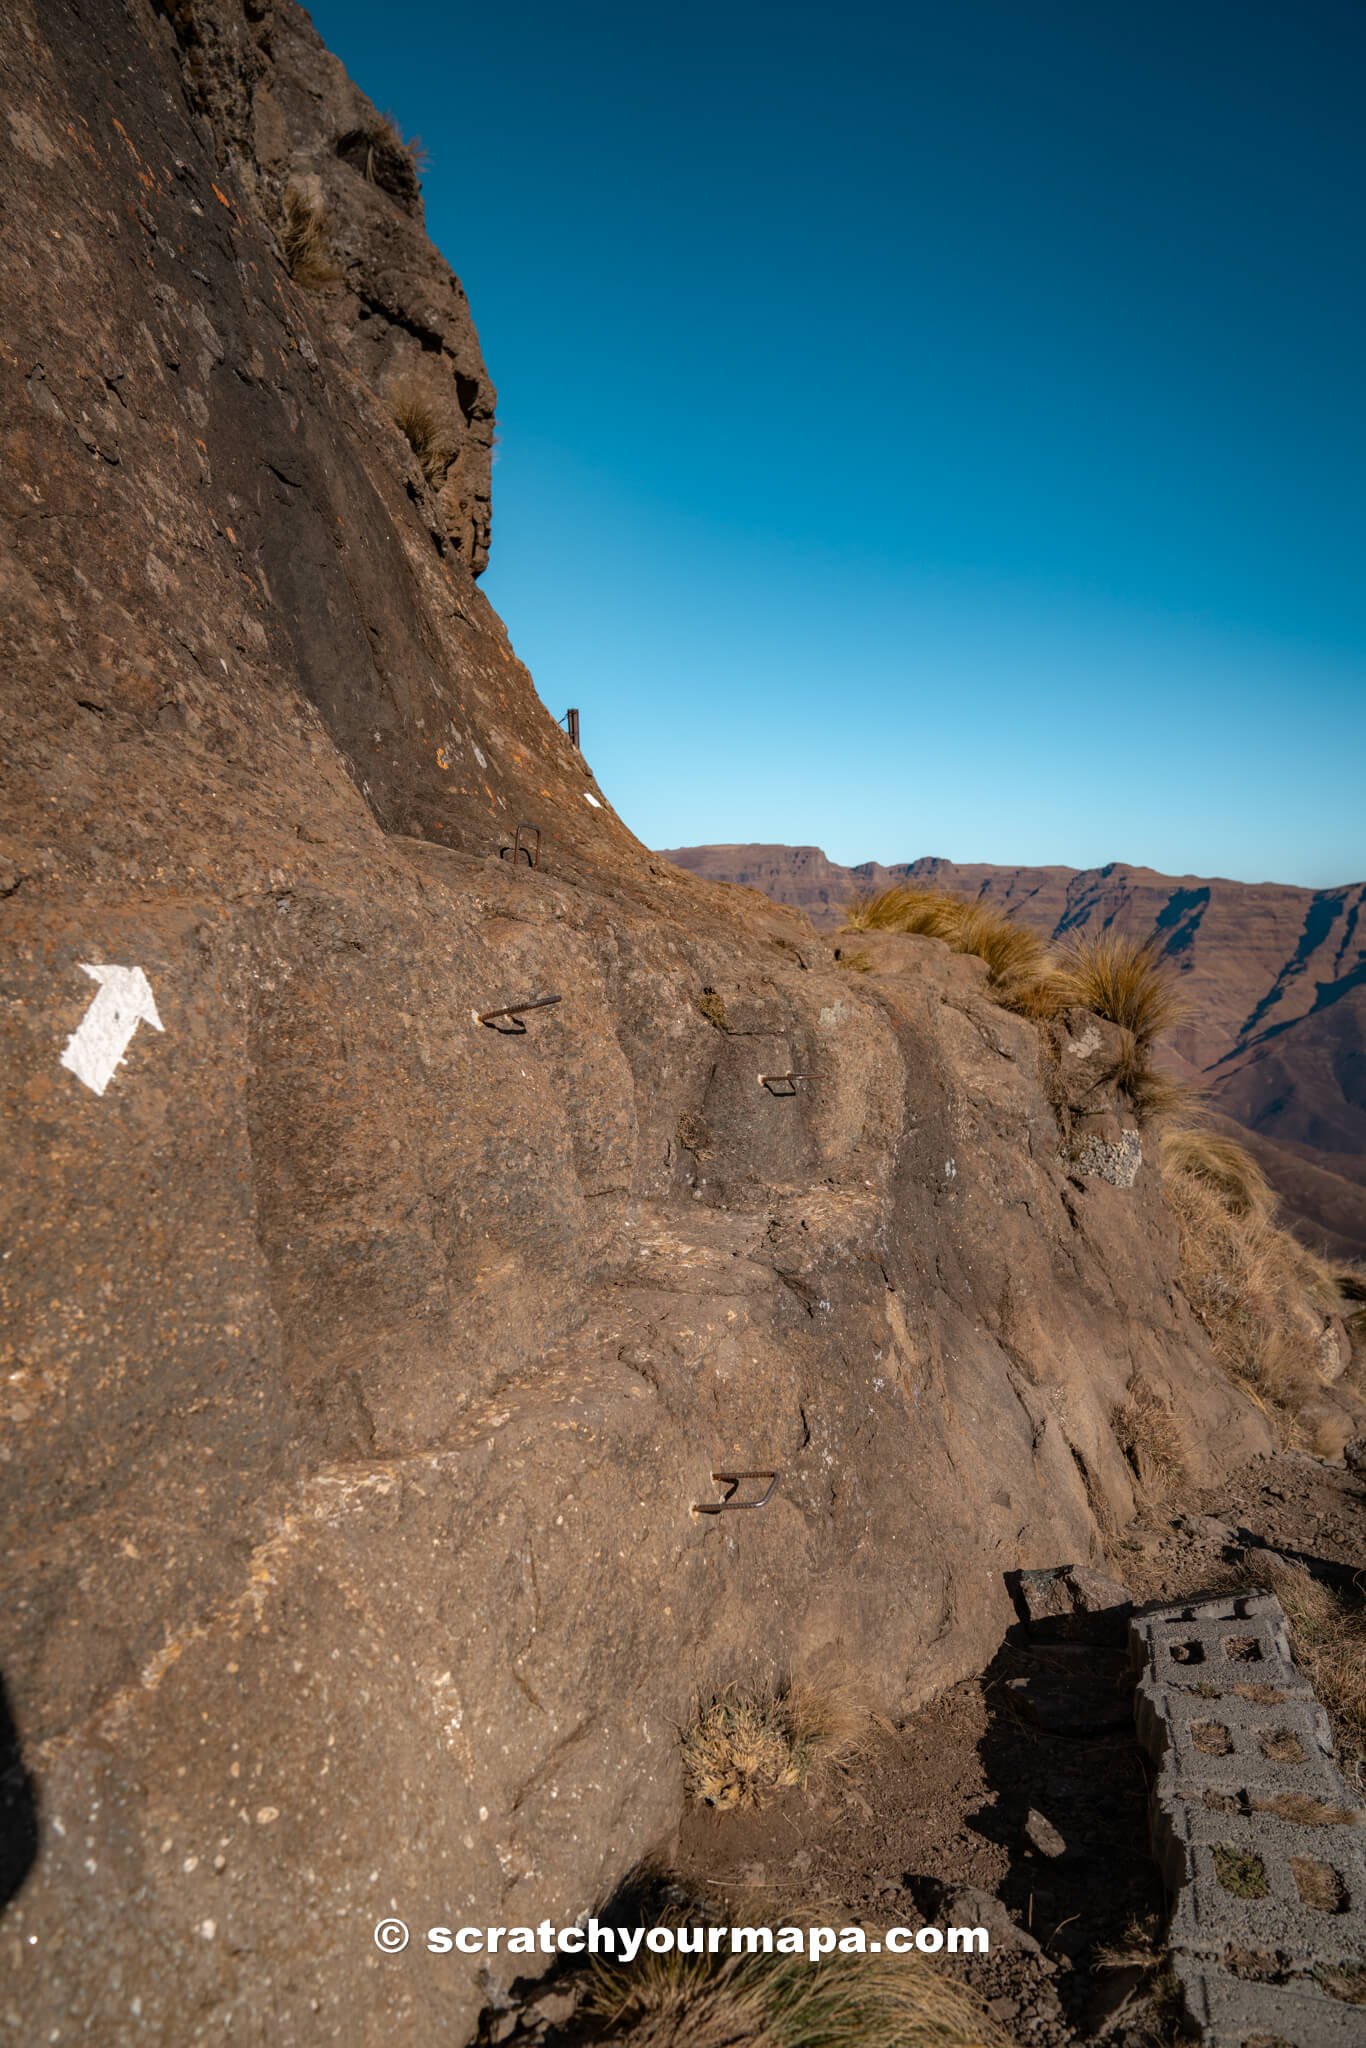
[
  {"x1": 0, "y1": 4, "x2": 1300, "y2": 2040},
  {"x1": 667, "y1": 847, "x2": 1366, "y2": 1255}
]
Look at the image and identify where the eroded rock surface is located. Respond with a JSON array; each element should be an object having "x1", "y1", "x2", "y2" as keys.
[
  {"x1": 667, "y1": 846, "x2": 1366, "y2": 1257},
  {"x1": 0, "y1": 3, "x2": 1288, "y2": 2040}
]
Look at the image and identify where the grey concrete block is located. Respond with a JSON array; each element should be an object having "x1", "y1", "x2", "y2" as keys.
[
  {"x1": 1174, "y1": 1951, "x2": 1366, "y2": 2047},
  {"x1": 1137, "y1": 1678, "x2": 1336, "y2": 1775},
  {"x1": 1129, "y1": 1589, "x2": 1284, "y2": 1647},
  {"x1": 1132, "y1": 1591, "x2": 1366, "y2": 2045},
  {"x1": 1163, "y1": 1814, "x2": 1366, "y2": 1968},
  {"x1": 1138, "y1": 1612, "x2": 1307, "y2": 1697}
]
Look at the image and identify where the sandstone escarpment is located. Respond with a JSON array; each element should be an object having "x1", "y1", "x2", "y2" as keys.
[{"x1": 0, "y1": 4, "x2": 1311, "y2": 2041}]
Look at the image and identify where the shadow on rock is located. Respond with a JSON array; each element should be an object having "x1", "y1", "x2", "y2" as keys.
[
  {"x1": 962, "y1": 1573, "x2": 1165, "y2": 2032},
  {"x1": 0, "y1": 1672, "x2": 38, "y2": 1912}
]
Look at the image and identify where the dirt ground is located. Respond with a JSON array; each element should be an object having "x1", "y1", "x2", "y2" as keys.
[
  {"x1": 665, "y1": 1449, "x2": 1366, "y2": 2046},
  {"x1": 475, "y1": 1448, "x2": 1364, "y2": 2046}
]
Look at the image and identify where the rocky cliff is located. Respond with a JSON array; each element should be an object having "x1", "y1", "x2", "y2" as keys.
[
  {"x1": 666, "y1": 848, "x2": 1366, "y2": 1258},
  {"x1": 0, "y1": 5, "x2": 1324, "y2": 2041}
]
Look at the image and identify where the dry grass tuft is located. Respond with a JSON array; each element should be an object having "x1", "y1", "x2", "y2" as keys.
[
  {"x1": 1113, "y1": 1378, "x2": 1187, "y2": 1497},
  {"x1": 1250, "y1": 1790, "x2": 1364, "y2": 1827},
  {"x1": 835, "y1": 948, "x2": 874, "y2": 973},
  {"x1": 696, "y1": 989, "x2": 730, "y2": 1031},
  {"x1": 1261, "y1": 1557, "x2": 1366, "y2": 1766},
  {"x1": 681, "y1": 1681, "x2": 871, "y2": 1811},
  {"x1": 1052, "y1": 932, "x2": 1188, "y2": 1114},
  {"x1": 581, "y1": 1932, "x2": 1004, "y2": 2047},
  {"x1": 842, "y1": 888, "x2": 1055, "y2": 1012},
  {"x1": 370, "y1": 112, "x2": 428, "y2": 177},
  {"x1": 388, "y1": 383, "x2": 454, "y2": 488},
  {"x1": 280, "y1": 185, "x2": 339, "y2": 289},
  {"x1": 1159, "y1": 1128, "x2": 1276, "y2": 1222},
  {"x1": 1093, "y1": 1910, "x2": 1164, "y2": 1973},
  {"x1": 1051, "y1": 931, "x2": 1186, "y2": 1045},
  {"x1": 1107, "y1": 1028, "x2": 1195, "y2": 1120},
  {"x1": 1317, "y1": 1960, "x2": 1366, "y2": 2005},
  {"x1": 1159, "y1": 1125, "x2": 1342, "y2": 1425}
]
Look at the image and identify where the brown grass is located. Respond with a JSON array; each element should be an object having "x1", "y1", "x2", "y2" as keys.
[
  {"x1": 1317, "y1": 1961, "x2": 1366, "y2": 2005},
  {"x1": 1159, "y1": 1125, "x2": 1342, "y2": 1423},
  {"x1": 841, "y1": 895, "x2": 1196, "y2": 1124},
  {"x1": 1250, "y1": 1790, "x2": 1364, "y2": 1826},
  {"x1": 842, "y1": 888, "x2": 1055, "y2": 1012},
  {"x1": 1159, "y1": 1128, "x2": 1276, "y2": 1221},
  {"x1": 581, "y1": 1930, "x2": 1004, "y2": 2047},
  {"x1": 1051, "y1": 931, "x2": 1186, "y2": 1045},
  {"x1": 1107, "y1": 1028, "x2": 1195, "y2": 1120},
  {"x1": 835, "y1": 948, "x2": 874, "y2": 973},
  {"x1": 1113, "y1": 1378, "x2": 1187, "y2": 1497},
  {"x1": 680, "y1": 1681, "x2": 872, "y2": 1811},
  {"x1": 279, "y1": 185, "x2": 339, "y2": 289},
  {"x1": 1052, "y1": 932, "x2": 1189, "y2": 1114},
  {"x1": 1262, "y1": 1557, "x2": 1366, "y2": 1767},
  {"x1": 370, "y1": 112, "x2": 428, "y2": 178},
  {"x1": 388, "y1": 383, "x2": 454, "y2": 488}
]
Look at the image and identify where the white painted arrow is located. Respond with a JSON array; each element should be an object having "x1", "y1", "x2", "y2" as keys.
[{"x1": 60, "y1": 964, "x2": 164, "y2": 1097}]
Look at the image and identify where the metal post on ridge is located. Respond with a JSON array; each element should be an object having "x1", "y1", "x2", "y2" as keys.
[{"x1": 560, "y1": 707, "x2": 580, "y2": 751}]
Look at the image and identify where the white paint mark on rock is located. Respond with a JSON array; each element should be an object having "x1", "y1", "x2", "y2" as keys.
[
  {"x1": 583, "y1": 792, "x2": 602, "y2": 808},
  {"x1": 473, "y1": 743, "x2": 487, "y2": 768},
  {"x1": 944, "y1": 1157, "x2": 957, "y2": 1179},
  {"x1": 60, "y1": 964, "x2": 164, "y2": 1096}
]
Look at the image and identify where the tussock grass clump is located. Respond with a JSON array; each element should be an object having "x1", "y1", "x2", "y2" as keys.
[
  {"x1": 389, "y1": 383, "x2": 454, "y2": 488},
  {"x1": 1262, "y1": 1557, "x2": 1366, "y2": 1766},
  {"x1": 842, "y1": 894, "x2": 1198, "y2": 1121},
  {"x1": 1160, "y1": 1128, "x2": 1276, "y2": 1221},
  {"x1": 581, "y1": 1934, "x2": 1004, "y2": 2048},
  {"x1": 1106, "y1": 1028, "x2": 1194, "y2": 1120},
  {"x1": 338, "y1": 115, "x2": 427, "y2": 201},
  {"x1": 364, "y1": 113, "x2": 428, "y2": 180},
  {"x1": 1160, "y1": 1125, "x2": 1341, "y2": 1423},
  {"x1": 280, "y1": 185, "x2": 339, "y2": 289},
  {"x1": 843, "y1": 888, "x2": 1055, "y2": 1012},
  {"x1": 681, "y1": 1681, "x2": 869, "y2": 1811},
  {"x1": 1053, "y1": 931, "x2": 1188, "y2": 1112},
  {"x1": 1052, "y1": 931, "x2": 1185, "y2": 1046},
  {"x1": 1113, "y1": 1378, "x2": 1187, "y2": 1497}
]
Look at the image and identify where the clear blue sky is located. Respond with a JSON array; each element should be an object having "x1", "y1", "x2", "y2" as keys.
[{"x1": 308, "y1": 0, "x2": 1364, "y2": 886}]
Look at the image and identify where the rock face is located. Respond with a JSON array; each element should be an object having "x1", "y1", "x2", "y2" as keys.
[
  {"x1": 666, "y1": 848, "x2": 1366, "y2": 1256},
  {"x1": 0, "y1": 4, "x2": 1295, "y2": 2040}
]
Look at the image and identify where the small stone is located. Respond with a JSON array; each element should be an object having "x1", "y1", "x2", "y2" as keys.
[
  {"x1": 928, "y1": 1883, "x2": 1045, "y2": 1958},
  {"x1": 1344, "y1": 1436, "x2": 1366, "y2": 1475},
  {"x1": 1024, "y1": 1807, "x2": 1066, "y2": 1858},
  {"x1": 528, "y1": 1988, "x2": 576, "y2": 2025},
  {"x1": 1063, "y1": 1564, "x2": 1131, "y2": 1612}
]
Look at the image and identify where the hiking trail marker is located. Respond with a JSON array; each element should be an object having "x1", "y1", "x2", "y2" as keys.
[{"x1": 60, "y1": 964, "x2": 164, "y2": 1096}]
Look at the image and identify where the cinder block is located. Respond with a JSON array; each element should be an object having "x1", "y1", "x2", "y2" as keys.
[
  {"x1": 1174, "y1": 1951, "x2": 1366, "y2": 2047},
  {"x1": 1133, "y1": 1592, "x2": 1366, "y2": 2044},
  {"x1": 1164, "y1": 1811, "x2": 1366, "y2": 1970},
  {"x1": 1137, "y1": 1678, "x2": 1336, "y2": 1775},
  {"x1": 1129, "y1": 1587, "x2": 1284, "y2": 1651},
  {"x1": 1138, "y1": 1613, "x2": 1307, "y2": 1697}
]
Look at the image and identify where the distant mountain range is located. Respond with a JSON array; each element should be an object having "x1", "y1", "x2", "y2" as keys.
[{"x1": 662, "y1": 845, "x2": 1366, "y2": 1260}]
